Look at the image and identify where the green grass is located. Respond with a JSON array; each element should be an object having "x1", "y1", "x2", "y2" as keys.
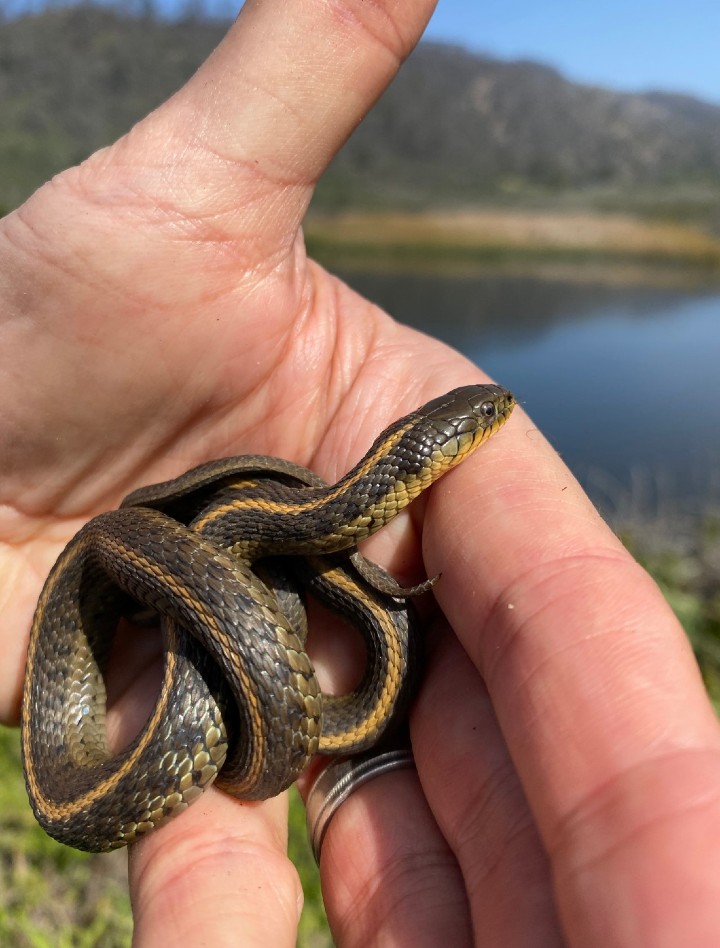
[
  {"x1": 0, "y1": 726, "x2": 132, "y2": 947},
  {"x1": 289, "y1": 788, "x2": 332, "y2": 947},
  {"x1": 0, "y1": 729, "x2": 329, "y2": 946},
  {"x1": 621, "y1": 512, "x2": 720, "y2": 711}
]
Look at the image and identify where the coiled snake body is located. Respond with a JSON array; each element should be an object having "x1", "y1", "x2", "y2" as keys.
[{"x1": 22, "y1": 384, "x2": 514, "y2": 851}]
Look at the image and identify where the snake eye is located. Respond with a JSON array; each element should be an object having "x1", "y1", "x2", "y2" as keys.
[{"x1": 480, "y1": 401, "x2": 497, "y2": 420}]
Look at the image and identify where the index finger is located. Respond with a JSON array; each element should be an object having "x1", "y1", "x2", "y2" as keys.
[{"x1": 422, "y1": 400, "x2": 720, "y2": 942}]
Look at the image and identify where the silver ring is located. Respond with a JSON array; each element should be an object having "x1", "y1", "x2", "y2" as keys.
[{"x1": 305, "y1": 749, "x2": 415, "y2": 863}]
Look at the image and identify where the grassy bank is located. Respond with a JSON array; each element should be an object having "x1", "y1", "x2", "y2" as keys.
[
  {"x1": 619, "y1": 512, "x2": 720, "y2": 710},
  {"x1": 0, "y1": 733, "x2": 329, "y2": 947},
  {"x1": 305, "y1": 209, "x2": 720, "y2": 277}
]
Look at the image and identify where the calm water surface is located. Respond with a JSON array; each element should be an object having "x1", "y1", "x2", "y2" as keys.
[{"x1": 338, "y1": 269, "x2": 720, "y2": 514}]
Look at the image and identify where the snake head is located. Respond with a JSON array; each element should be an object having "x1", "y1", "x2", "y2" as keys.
[
  {"x1": 400, "y1": 383, "x2": 515, "y2": 478},
  {"x1": 423, "y1": 383, "x2": 514, "y2": 435}
]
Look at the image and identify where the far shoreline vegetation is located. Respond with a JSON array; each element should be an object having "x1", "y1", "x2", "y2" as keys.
[{"x1": 304, "y1": 206, "x2": 720, "y2": 283}]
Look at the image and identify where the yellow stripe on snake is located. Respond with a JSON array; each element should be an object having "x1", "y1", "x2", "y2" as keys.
[{"x1": 21, "y1": 384, "x2": 515, "y2": 851}]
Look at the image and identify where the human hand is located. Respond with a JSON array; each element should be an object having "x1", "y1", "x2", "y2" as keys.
[
  {"x1": 306, "y1": 415, "x2": 720, "y2": 946},
  {"x1": 3, "y1": 0, "x2": 720, "y2": 945}
]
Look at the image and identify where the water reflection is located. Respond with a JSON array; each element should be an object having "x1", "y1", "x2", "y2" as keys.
[{"x1": 337, "y1": 268, "x2": 720, "y2": 513}]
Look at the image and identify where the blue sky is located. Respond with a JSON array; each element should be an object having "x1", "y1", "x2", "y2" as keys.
[
  {"x1": 424, "y1": 0, "x2": 720, "y2": 104},
  {"x1": 7, "y1": 0, "x2": 720, "y2": 105}
]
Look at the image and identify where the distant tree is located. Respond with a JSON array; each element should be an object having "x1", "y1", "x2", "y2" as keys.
[
  {"x1": 179, "y1": 0, "x2": 206, "y2": 23},
  {"x1": 2, "y1": 6, "x2": 720, "y2": 214}
]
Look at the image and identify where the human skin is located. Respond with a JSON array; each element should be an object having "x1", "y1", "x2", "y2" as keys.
[{"x1": 2, "y1": 1, "x2": 720, "y2": 945}]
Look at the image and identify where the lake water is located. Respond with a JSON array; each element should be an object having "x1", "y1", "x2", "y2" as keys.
[{"x1": 337, "y1": 268, "x2": 720, "y2": 519}]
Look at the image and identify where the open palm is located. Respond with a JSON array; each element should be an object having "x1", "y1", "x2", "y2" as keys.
[{"x1": 0, "y1": 2, "x2": 465, "y2": 720}]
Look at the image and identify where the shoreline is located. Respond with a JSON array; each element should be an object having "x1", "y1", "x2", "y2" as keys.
[{"x1": 305, "y1": 208, "x2": 720, "y2": 285}]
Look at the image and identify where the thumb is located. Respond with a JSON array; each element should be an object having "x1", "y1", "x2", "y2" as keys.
[{"x1": 113, "y1": 0, "x2": 439, "y2": 251}]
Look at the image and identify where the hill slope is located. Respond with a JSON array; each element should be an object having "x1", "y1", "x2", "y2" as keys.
[{"x1": 2, "y1": 6, "x2": 720, "y2": 213}]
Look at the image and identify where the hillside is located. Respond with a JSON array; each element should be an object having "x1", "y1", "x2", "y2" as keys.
[
  {"x1": 340, "y1": 44, "x2": 720, "y2": 207},
  {"x1": 2, "y1": 5, "x2": 720, "y2": 217}
]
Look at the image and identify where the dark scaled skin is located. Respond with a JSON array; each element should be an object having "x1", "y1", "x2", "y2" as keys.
[{"x1": 22, "y1": 384, "x2": 514, "y2": 851}]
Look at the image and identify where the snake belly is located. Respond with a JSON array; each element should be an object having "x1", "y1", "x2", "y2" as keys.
[{"x1": 22, "y1": 384, "x2": 515, "y2": 851}]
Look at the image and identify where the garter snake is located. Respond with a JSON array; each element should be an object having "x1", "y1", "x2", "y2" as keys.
[{"x1": 22, "y1": 383, "x2": 515, "y2": 851}]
